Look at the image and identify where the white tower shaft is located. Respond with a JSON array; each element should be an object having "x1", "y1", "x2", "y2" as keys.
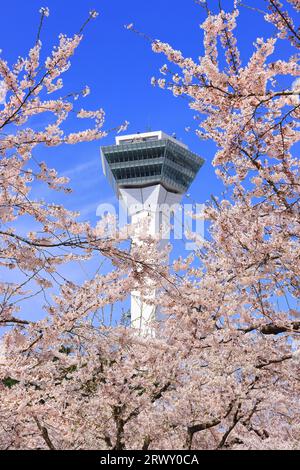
[{"x1": 119, "y1": 185, "x2": 182, "y2": 335}]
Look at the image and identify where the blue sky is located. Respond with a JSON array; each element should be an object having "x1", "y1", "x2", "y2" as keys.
[
  {"x1": 0, "y1": 0, "x2": 296, "y2": 322},
  {"x1": 1, "y1": 0, "x2": 289, "y2": 220}
]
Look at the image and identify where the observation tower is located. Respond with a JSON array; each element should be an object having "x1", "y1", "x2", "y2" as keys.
[{"x1": 101, "y1": 131, "x2": 203, "y2": 334}]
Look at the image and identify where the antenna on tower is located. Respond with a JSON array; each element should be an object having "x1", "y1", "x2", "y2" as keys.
[{"x1": 146, "y1": 117, "x2": 152, "y2": 133}]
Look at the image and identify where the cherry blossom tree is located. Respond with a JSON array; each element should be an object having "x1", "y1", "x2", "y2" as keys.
[
  {"x1": 147, "y1": 0, "x2": 300, "y2": 449},
  {"x1": 0, "y1": 1, "x2": 300, "y2": 450}
]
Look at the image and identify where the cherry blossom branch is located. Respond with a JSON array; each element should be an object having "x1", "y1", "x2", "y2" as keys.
[{"x1": 33, "y1": 416, "x2": 56, "y2": 450}]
